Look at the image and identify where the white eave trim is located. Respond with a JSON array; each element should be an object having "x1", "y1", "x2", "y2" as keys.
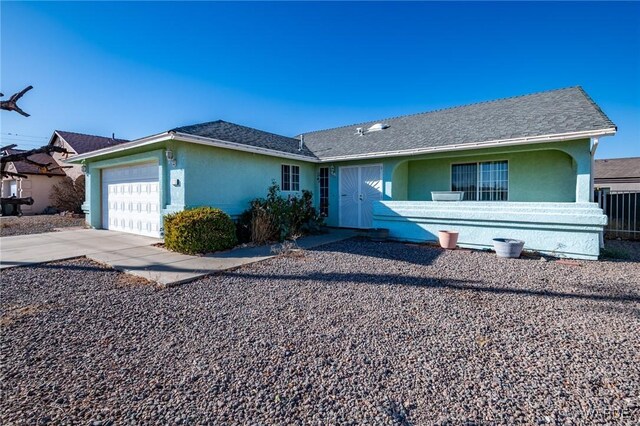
[
  {"x1": 316, "y1": 128, "x2": 617, "y2": 162},
  {"x1": 66, "y1": 132, "x2": 170, "y2": 162}
]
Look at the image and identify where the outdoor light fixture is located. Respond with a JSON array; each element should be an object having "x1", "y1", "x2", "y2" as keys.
[
  {"x1": 81, "y1": 164, "x2": 87, "y2": 173},
  {"x1": 329, "y1": 165, "x2": 336, "y2": 176},
  {"x1": 165, "y1": 149, "x2": 176, "y2": 166}
]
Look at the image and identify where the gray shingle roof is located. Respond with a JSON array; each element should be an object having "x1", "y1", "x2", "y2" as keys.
[
  {"x1": 300, "y1": 87, "x2": 616, "y2": 159},
  {"x1": 56, "y1": 131, "x2": 129, "y2": 155},
  {"x1": 595, "y1": 157, "x2": 640, "y2": 180},
  {"x1": 171, "y1": 120, "x2": 316, "y2": 158}
]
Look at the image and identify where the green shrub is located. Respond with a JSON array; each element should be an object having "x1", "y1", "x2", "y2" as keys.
[
  {"x1": 164, "y1": 207, "x2": 237, "y2": 254},
  {"x1": 240, "y1": 181, "x2": 324, "y2": 244}
]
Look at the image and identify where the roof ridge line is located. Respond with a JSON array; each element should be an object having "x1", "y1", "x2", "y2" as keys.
[
  {"x1": 171, "y1": 119, "x2": 301, "y2": 142},
  {"x1": 55, "y1": 130, "x2": 129, "y2": 141},
  {"x1": 300, "y1": 86, "x2": 584, "y2": 136}
]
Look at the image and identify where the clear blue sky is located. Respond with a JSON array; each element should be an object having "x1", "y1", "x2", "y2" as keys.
[{"x1": 1, "y1": 1, "x2": 639, "y2": 158}]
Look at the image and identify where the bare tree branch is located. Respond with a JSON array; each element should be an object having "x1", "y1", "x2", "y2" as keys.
[
  {"x1": 21, "y1": 157, "x2": 52, "y2": 169},
  {"x1": 0, "y1": 86, "x2": 34, "y2": 117},
  {"x1": 1, "y1": 171, "x2": 29, "y2": 179},
  {"x1": 1, "y1": 145, "x2": 67, "y2": 164},
  {"x1": 0, "y1": 144, "x2": 18, "y2": 152},
  {"x1": 1, "y1": 145, "x2": 69, "y2": 178},
  {"x1": 47, "y1": 165, "x2": 73, "y2": 172}
]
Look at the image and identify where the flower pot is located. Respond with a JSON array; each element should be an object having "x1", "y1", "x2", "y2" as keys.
[
  {"x1": 493, "y1": 238, "x2": 525, "y2": 258},
  {"x1": 369, "y1": 228, "x2": 389, "y2": 242},
  {"x1": 438, "y1": 230, "x2": 459, "y2": 249},
  {"x1": 431, "y1": 191, "x2": 464, "y2": 201}
]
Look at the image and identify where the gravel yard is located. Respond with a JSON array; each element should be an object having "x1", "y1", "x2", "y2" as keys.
[
  {"x1": 0, "y1": 215, "x2": 86, "y2": 237},
  {"x1": 1, "y1": 239, "x2": 639, "y2": 425}
]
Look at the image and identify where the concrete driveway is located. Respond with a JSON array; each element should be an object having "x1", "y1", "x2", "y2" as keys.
[
  {"x1": 0, "y1": 228, "x2": 356, "y2": 286},
  {"x1": 0, "y1": 229, "x2": 161, "y2": 270}
]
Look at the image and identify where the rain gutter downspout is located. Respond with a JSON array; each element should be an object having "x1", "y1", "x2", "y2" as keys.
[
  {"x1": 590, "y1": 137, "x2": 600, "y2": 202},
  {"x1": 590, "y1": 136, "x2": 603, "y2": 249}
]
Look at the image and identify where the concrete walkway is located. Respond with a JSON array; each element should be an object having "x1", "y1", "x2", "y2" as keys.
[{"x1": 1, "y1": 228, "x2": 356, "y2": 286}]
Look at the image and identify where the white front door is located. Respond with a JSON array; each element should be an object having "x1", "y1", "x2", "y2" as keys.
[
  {"x1": 339, "y1": 164, "x2": 383, "y2": 228},
  {"x1": 101, "y1": 162, "x2": 161, "y2": 237}
]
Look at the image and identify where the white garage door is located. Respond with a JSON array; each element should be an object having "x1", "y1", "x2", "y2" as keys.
[{"x1": 101, "y1": 162, "x2": 161, "y2": 237}]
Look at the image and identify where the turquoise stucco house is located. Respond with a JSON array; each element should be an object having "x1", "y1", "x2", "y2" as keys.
[{"x1": 69, "y1": 87, "x2": 617, "y2": 259}]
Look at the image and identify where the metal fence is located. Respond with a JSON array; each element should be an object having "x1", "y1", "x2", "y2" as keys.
[{"x1": 595, "y1": 190, "x2": 640, "y2": 240}]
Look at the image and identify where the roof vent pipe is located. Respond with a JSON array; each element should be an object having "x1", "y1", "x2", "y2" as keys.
[
  {"x1": 368, "y1": 123, "x2": 389, "y2": 132},
  {"x1": 299, "y1": 134, "x2": 304, "y2": 151},
  {"x1": 356, "y1": 127, "x2": 364, "y2": 136},
  {"x1": 112, "y1": 133, "x2": 115, "y2": 140}
]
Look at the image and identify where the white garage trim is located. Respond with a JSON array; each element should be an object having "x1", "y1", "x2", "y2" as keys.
[{"x1": 101, "y1": 161, "x2": 161, "y2": 237}]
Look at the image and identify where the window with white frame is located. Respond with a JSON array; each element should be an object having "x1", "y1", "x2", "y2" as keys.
[
  {"x1": 281, "y1": 164, "x2": 300, "y2": 191},
  {"x1": 451, "y1": 160, "x2": 508, "y2": 201}
]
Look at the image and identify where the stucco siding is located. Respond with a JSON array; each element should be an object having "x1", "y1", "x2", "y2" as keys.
[
  {"x1": 51, "y1": 137, "x2": 84, "y2": 181},
  {"x1": 1, "y1": 175, "x2": 66, "y2": 214},
  {"x1": 373, "y1": 201, "x2": 606, "y2": 260},
  {"x1": 406, "y1": 149, "x2": 577, "y2": 202},
  {"x1": 183, "y1": 143, "x2": 316, "y2": 217}
]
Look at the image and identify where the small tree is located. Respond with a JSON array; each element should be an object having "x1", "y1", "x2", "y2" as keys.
[{"x1": 50, "y1": 176, "x2": 85, "y2": 213}]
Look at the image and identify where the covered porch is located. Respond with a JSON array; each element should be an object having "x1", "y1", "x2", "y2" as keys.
[{"x1": 371, "y1": 139, "x2": 606, "y2": 260}]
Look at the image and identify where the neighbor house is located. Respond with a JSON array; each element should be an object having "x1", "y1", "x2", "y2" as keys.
[
  {"x1": 1, "y1": 148, "x2": 67, "y2": 215},
  {"x1": 594, "y1": 157, "x2": 640, "y2": 192},
  {"x1": 68, "y1": 87, "x2": 616, "y2": 259},
  {"x1": 0, "y1": 131, "x2": 128, "y2": 215}
]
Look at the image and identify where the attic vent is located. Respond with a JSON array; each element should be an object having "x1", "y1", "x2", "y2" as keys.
[{"x1": 367, "y1": 123, "x2": 390, "y2": 132}]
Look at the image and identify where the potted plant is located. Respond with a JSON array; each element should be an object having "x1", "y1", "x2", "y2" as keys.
[
  {"x1": 492, "y1": 238, "x2": 525, "y2": 258},
  {"x1": 438, "y1": 230, "x2": 459, "y2": 249}
]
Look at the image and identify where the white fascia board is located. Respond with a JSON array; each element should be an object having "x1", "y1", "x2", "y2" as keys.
[
  {"x1": 47, "y1": 131, "x2": 60, "y2": 146},
  {"x1": 66, "y1": 132, "x2": 175, "y2": 163},
  {"x1": 316, "y1": 128, "x2": 617, "y2": 162}
]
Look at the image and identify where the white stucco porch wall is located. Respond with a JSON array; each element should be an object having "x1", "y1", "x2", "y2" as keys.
[{"x1": 373, "y1": 201, "x2": 607, "y2": 260}]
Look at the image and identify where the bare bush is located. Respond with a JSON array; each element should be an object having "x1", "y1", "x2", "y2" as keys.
[
  {"x1": 50, "y1": 175, "x2": 85, "y2": 213},
  {"x1": 251, "y1": 208, "x2": 278, "y2": 245}
]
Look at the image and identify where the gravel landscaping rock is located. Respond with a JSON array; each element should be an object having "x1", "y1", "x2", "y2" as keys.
[
  {"x1": 0, "y1": 215, "x2": 86, "y2": 237},
  {"x1": 1, "y1": 239, "x2": 639, "y2": 424},
  {"x1": 603, "y1": 239, "x2": 640, "y2": 262}
]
